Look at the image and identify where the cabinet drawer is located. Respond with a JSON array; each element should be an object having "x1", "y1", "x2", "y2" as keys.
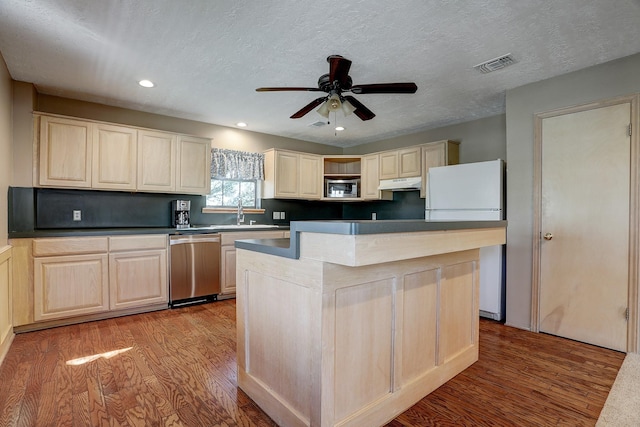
[
  {"x1": 221, "y1": 231, "x2": 284, "y2": 246},
  {"x1": 109, "y1": 235, "x2": 168, "y2": 252},
  {"x1": 33, "y1": 237, "x2": 108, "y2": 257}
]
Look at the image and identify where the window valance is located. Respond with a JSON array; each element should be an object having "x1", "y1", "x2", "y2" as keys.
[{"x1": 210, "y1": 148, "x2": 264, "y2": 180}]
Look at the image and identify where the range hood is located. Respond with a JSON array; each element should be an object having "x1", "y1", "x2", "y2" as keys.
[{"x1": 377, "y1": 176, "x2": 422, "y2": 191}]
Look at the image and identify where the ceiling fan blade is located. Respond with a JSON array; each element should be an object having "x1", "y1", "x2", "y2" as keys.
[
  {"x1": 343, "y1": 95, "x2": 375, "y2": 121},
  {"x1": 350, "y1": 82, "x2": 418, "y2": 94},
  {"x1": 256, "y1": 87, "x2": 323, "y2": 92},
  {"x1": 290, "y1": 97, "x2": 327, "y2": 119},
  {"x1": 328, "y1": 55, "x2": 352, "y2": 87}
]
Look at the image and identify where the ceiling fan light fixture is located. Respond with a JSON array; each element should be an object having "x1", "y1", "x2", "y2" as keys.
[
  {"x1": 341, "y1": 98, "x2": 356, "y2": 116},
  {"x1": 316, "y1": 100, "x2": 330, "y2": 118},
  {"x1": 327, "y1": 93, "x2": 341, "y2": 111}
]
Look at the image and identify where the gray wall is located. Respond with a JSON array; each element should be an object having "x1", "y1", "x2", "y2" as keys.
[
  {"x1": 505, "y1": 53, "x2": 640, "y2": 330},
  {"x1": 10, "y1": 89, "x2": 343, "y2": 189},
  {"x1": 36, "y1": 94, "x2": 341, "y2": 154},
  {"x1": 0, "y1": 54, "x2": 11, "y2": 246},
  {"x1": 347, "y1": 114, "x2": 506, "y2": 164}
]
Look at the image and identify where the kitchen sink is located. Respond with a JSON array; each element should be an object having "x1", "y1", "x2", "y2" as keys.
[{"x1": 190, "y1": 224, "x2": 280, "y2": 230}]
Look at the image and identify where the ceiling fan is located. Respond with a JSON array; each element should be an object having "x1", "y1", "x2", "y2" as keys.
[{"x1": 256, "y1": 55, "x2": 418, "y2": 121}]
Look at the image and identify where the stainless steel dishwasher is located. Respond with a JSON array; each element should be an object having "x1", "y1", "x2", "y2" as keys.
[{"x1": 169, "y1": 234, "x2": 221, "y2": 307}]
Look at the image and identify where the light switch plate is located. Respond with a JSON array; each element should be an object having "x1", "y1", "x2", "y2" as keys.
[
  {"x1": 272, "y1": 212, "x2": 280, "y2": 220},
  {"x1": 281, "y1": 211, "x2": 285, "y2": 220},
  {"x1": 73, "y1": 210, "x2": 82, "y2": 221}
]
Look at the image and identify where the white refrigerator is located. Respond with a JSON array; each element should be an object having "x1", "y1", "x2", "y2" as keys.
[{"x1": 426, "y1": 159, "x2": 505, "y2": 321}]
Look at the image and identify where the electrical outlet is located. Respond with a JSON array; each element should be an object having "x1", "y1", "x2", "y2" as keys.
[
  {"x1": 372, "y1": 212, "x2": 377, "y2": 220},
  {"x1": 281, "y1": 211, "x2": 285, "y2": 220},
  {"x1": 272, "y1": 212, "x2": 280, "y2": 220},
  {"x1": 73, "y1": 210, "x2": 82, "y2": 221}
]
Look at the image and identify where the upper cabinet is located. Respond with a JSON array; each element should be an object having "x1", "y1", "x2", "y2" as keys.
[
  {"x1": 36, "y1": 114, "x2": 212, "y2": 195},
  {"x1": 263, "y1": 149, "x2": 322, "y2": 199},
  {"x1": 39, "y1": 116, "x2": 93, "y2": 188},
  {"x1": 177, "y1": 136, "x2": 212, "y2": 195},
  {"x1": 92, "y1": 123, "x2": 137, "y2": 191},
  {"x1": 379, "y1": 146, "x2": 422, "y2": 180},
  {"x1": 137, "y1": 130, "x2": 177, "y2": 193},
  {"x1": 420, "y1": 140, "x2": 460, "y2": 198},
  {"x1": 361, "y1": 154, "x2": 391, "y2": 200}
]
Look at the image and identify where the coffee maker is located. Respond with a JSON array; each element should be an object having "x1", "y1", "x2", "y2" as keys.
[{"x1": 172, "y1": 200, "x2": 191, "y2": 229}]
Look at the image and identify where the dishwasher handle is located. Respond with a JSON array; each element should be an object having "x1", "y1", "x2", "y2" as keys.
[{"x1": 170, "y1": 234, "x2": 221, "y2": 245}]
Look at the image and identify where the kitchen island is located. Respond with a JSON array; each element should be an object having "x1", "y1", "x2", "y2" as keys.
[{"x1": 235, "y1": 220, "x2": 506, "y2": 427}]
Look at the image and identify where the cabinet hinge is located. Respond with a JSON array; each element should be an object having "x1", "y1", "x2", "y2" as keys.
[
  {"x1": 629, "y1": 123, "x2": 632, "y2": 137},
  {"x1": 625, "y1": 307, "x2": 629, "y2": 321}
]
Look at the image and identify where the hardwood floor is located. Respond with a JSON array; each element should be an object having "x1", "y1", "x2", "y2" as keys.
[{"x1": 0, "y1": 299, "x2": 625, "y2": 426}]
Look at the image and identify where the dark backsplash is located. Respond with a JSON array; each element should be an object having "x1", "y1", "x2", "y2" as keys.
[{"x1": 8, "y1": 187, "x2": 426, "y2": 232}]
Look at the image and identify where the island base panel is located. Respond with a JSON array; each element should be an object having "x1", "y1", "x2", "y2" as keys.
[{"x1": 237, "y1": 249, "x2": 480, "y2": 427}]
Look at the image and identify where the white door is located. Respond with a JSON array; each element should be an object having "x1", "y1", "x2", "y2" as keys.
[{"x1": 539, "y1": 102, "x2": 630, "y2": 351}]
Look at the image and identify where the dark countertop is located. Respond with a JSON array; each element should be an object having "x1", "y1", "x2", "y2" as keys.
[
  {"x1": 235, "y1": 219, "x2": 507, "y2": 260},
  {"x1": 8, "y1": 225, "x2": 288, "y2": 239}
]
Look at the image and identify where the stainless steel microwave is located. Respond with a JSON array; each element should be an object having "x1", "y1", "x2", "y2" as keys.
[{"x1": 325, "y1": 178, "x2": 360, "y2": 198}]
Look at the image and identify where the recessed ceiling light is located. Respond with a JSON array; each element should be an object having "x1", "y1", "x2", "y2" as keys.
[
  {"x1": 335, "y1": 126, "x2": 345, "y2": 131},
  {"x1": 138, "y1": 79, "x2": 154, "y2": 88},
  {"x1": 236, "y1": 122, "x2": 247, "y2": 127}
]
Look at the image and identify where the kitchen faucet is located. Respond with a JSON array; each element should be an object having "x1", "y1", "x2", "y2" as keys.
[{"x1": 237, "y1": 200, "x2": 245, "y2": 225}]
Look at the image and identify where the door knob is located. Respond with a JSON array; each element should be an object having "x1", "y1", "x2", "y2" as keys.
[{"x1": 543, "y1": 233, "x2": 553, "y2": 240}]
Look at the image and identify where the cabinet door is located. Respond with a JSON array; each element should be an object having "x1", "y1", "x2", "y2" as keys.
[
  {"x1": 92, "y1": 123, "x2": 137, "y2": 190},
  {"x1": 361, "y1": 154, "x2": 386, "y2": 200},
  {"x1": 109, "y1": 249, "x2": 168, "y2": 310},
  {"x1": 137, "y1": 130, "x2": 177, "y2": 192},
  {"x1": 379, "y1": 151, "x2": 398, "y2": 180},
  {"x1": 275, "y1": 151, "x2": 299, "y2": 198},
  {"x1": 398, "y1": 146, "x2": 421, "y2": 177},
  {"x1": 421, "y1": 141, "x2": 460, "y2": 198},
  {"x1": 39, "y1": 116, "x2": 92, "y2": 188},
  {"x1": 298, "y1": 154, "x2": 322, "y2": 199},
  {"x1": 177, "y1": 136, "x2": 212, "y2": 195},
  {"x1": 220, "y1": 246, "x2": 237, "y2": 295},
  {"x1": 34, "y1": 253, "x2": 109, "y2": 321}
]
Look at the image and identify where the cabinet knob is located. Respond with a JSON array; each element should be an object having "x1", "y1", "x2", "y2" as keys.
[{"x1": 543, "y1": 232, "x2": 553, "y2": 240}]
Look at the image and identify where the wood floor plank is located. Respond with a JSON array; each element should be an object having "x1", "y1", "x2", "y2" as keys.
[{"x1": 0, "y1": 300, "x2": 625, "y2": 426}]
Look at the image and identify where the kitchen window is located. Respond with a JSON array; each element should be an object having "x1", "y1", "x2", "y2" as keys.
[
  {"x1": 203, "y1": 148, "x2": 265, "y2": 213},
  {"x1": 207, "y1": 178, "x2": 258, "y2": 208}
]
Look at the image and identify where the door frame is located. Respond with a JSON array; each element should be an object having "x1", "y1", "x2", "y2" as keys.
[{"x1": 531, "y1": 94, "x2": 640, "y2": 353}]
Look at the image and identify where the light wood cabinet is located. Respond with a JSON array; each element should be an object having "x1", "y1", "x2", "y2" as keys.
[
  {"x1": 379, "y1": 146, "x2": 422, "y2": 180},
  {"x1": 361, "y1": 154, "x2": 391, "y2": 200},
  {"x1": 137, "y1": 130, "x2": 177, "y2": 192},
  {"x1": 177, "y1": 135, "x2": 212, "y2": 195},
  {"x1": 220, "y1": 245, "x2": 237, "y2": 296},
  {"x1": 25, "y1": 235, "x2": 168, "y2": 326},
  {"x1": 36, "y1": 114, "x2": 211, "y2": 195},
  {"x1": 299, "y1": 153, "x2": 323, "y2": 198},
  {"x1": 33, "y1": 237, "x2": 109, "y2": 321},
  {"x1": 421, "y1": 140, "x2": 460, "y2": 198},
  {"x1": 263, "y1": 149, "x2": 322, "y2": 199},
  {"x1": 220, "y1": 231, "x2": 286, "y2": 296},
  {"x1": 92, "y1": 123, "x2": 137, "y2": 190},
  {"x1": 109, "y1": 235, "x2": 168, "y2": 310},
  {"x1": 39, "y1": 116, "x2": 93, "y2": 188}
]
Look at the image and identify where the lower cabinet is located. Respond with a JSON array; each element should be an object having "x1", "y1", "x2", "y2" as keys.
[
  {"x1": 220, "y1": 230, "x2": 286, "y2": 297},
  {"x1": 109, "y1": 235, "x2": 168, "y2": 310},
  {"x1": 34, "y1": 253, "x2": 109, "y2": 321},
  {"x1": 30, "y1": 235, "x2": 168, "y2": 324}
]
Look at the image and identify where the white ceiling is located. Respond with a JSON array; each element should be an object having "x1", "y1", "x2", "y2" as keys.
[{"x1": 1, "y1": 1, "x2": 640, "y2": 148}]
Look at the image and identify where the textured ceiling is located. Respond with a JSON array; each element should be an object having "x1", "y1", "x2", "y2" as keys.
[{"x1": 1, "y1": 1, "x2": 640, "y2": 148}]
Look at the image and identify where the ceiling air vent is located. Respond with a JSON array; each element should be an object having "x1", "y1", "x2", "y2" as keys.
[
  {"x1": 474, "y1": 53, "x2": 516, "y2": 74},
  {"x1": 309, "y1": 121, "x2": 327, "y2": 127}
]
